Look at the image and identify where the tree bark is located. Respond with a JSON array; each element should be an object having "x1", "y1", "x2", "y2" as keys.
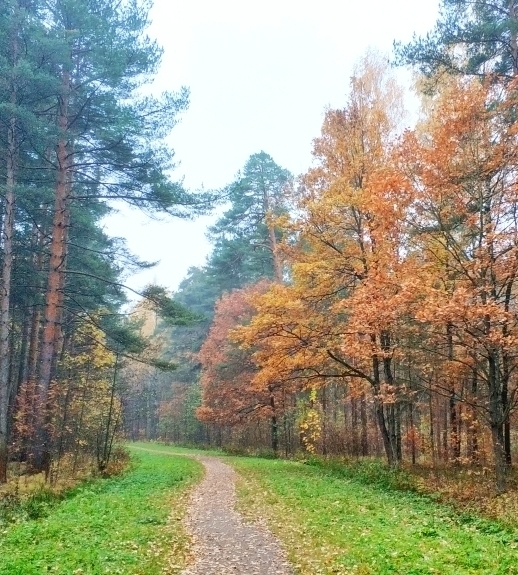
[
  {"x1": 502, "y1": 350, "x2": 512, "y2": 466},
  {"x1": 269, "y1": 387, "x2": 279, "y2": 455},
  {"x1": 468, "y1": 370, "x2": 479, "y2": 465},
  {"x1": 0, "y1": 70, "x2": 17, "y2": 482},
  {"x1": 261, "y1": 173, "x2": 283, "y2": 283},
  {"x1": 268, "y1": 223, "x2": 283, "y2": 283},
  {"x1": 34, "y1": 69, "x2": 71, "y2": 472},
  {"x1": 510, "y1": 0, "x2": 518, "y2": 76},
  {"x1": 446, "y1": 323, "x2": 461, "y2": 462},
  {"x1": 429, "y1": 382, "x2": 436, "y2": 474},
  {"x1": 372, "y1": 345, "x2": 397, "y2": 467},
  {"x1": 360, "y1": 392, "x2": 368, "y2": 456},
  {"x1": 381, "y1": 332, "x2": 401, "y2": 463},
  {"x1": 98, "y1": 352, "x2": 119, "y2": 472},
  {"x1": 488, "y1": 349, "x2": 507, "y2": 492},
  {"x1": 351, "y1": 396, "x2": 358, "y2": 455}
]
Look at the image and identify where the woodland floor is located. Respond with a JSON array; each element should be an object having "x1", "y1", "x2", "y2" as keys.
[
  {"x1": 2, "y1": 444, "x2": 518, "y2": 574},
  {"x1": 132, "y1": 444, "x2": 518, "y2": 574},
  {"x1": 0, "y1": 449, "x2": 201, "y2": 574}
]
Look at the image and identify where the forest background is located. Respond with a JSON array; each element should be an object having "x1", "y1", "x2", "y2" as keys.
[{"x1": 2, "y1": 0, "x2": 518, "y2": 499}]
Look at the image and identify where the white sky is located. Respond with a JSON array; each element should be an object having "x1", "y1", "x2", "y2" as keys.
[{"x1": 104, "y1": 0, "x2": 440, "y2": 297}]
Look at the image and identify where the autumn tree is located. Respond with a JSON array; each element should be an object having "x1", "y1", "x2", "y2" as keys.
[
  {"x1": 198, "y1": 281, "x2": 283, "y2": 451},
  {"x1": 152, "y1": 153, "x2": 292, "y2": 447},
  {"x1": 400, "y1": 77, "x2": 518, "y2": 492},
  {"x1": 12, "y1": 316, "x2": 120, "y2": 477},
  {"x1": 233, "y1": 53, "x2": 413, "y2": 466}
]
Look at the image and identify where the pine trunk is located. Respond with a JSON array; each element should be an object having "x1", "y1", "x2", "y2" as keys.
[
  {"x1": 0, "y1": 4, "x2": 20, "y2": 481},
  {"x1": 33, "y1": 70, "x2": 71, "y2": 473},
  {"x1": 262, "y1": 178, "x2": 283, "y2": 283},
  {"x1": 510, "y1": 0, "x2": 518, "y2": 76},
  {"x1": 0, "y1": 111, "x2": 17, "y2": 483},
  {"x1": 268, "y1": 224, "x2": 283, "y2": 283}
]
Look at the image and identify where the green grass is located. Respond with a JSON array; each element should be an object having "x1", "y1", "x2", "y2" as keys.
[
  {"x1": 128, "y1": 441, "x2": 222, "y2": 457},
  {"x1": 231, "y1": 457, "x2": 518, "y2": 575},
  {"x1": 0, "y1": 449, "x2": 202, "y2": 575}
]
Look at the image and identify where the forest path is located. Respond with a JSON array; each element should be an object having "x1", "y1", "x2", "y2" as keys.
[
  {"x1": 181, "y1": 455, "x2": 294, "y2": 575},
  {"x1": 130, "y1": 447, "x2": 294, "y2": 575}
]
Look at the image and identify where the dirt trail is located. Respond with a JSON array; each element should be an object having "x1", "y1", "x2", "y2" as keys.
[
  {"x1": 180, "y1": 454, "x2": 294, "y2": 575},
  {"x1": 130, "y1": 447, "x2": 294, "y2": 574}
]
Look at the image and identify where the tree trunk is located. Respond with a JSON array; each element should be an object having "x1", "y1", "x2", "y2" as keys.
[
  {"x1": 381, "y1": 332, "x2": 400, "y2": 463},
  {"x1": 321, "y1": 386, "x2": 327, "y2": 456},
  {"x1": 27, "y1": 306, "x2": 42, "y2": 382},
  {"x1": 449, "y1": 391, "x2": 460, "y2": 461},
  {"x1": 502, "y1": 354, "x2": 512, "y2": 466},
  {"x1": 34, "y1": 70, "x2": 71, "y2": 472},
  {"x1": 429, "y1": 384, "x2": 436, "y2": 474},
  {"x1": 268, "y1": 224, "x2": 283, "y2": 282},
  {"x1": 16, "y1": 303, "x2": 32, "y2": 394},
  {"x1": 446, "y1": 323, "x2": 461, "y2": 462},
  {"x1": 468, "y1": 367, "x2": 479, "y2": 464},
  {"x1": 72, "y1": 366, "x2": 89, "y2": 476},
  {"x1": 372, "y1": 346, "x2": 397, "y2": 467},
  {"x1": 360, "y1": 393, "x2": 368, "y2": 456},
  {"x1": 0, "y1": 111, "x2": 17, "y2": 483},
  {"x1": 492, "y1": 423, "x2": 507, "y2": 494},
  {"x1": 442, "y1": 400, "x2": 448, "y2": 462},
  {"x1": 351, "y1": 396, "x2": 358, "y2": 455},
  {"x1": 98, "y1": 352, "x2": 119, "y2": 472},
  {"x1": 269, "y1": 387, "x2": 278, "y2": 455},
  {"x1": 488, "y1": 350, "x2": 507, "y2": 492},
  {"x1": 510, "y1": 0, "x2": 518, "y2": 76},
  {"x1": 262, "y1": 177, "x2": 283, "y2": 283},
  {"x1": 409, "y1": 401, "x2": 416, "y2": 465}
]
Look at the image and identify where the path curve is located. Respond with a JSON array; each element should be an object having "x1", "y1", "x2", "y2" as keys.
[{"x1": 180, "y1": 455, "x2": 294, "y2": 575}]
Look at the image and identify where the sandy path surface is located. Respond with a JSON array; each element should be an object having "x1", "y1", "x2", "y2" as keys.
[{"x1": 180, "y1": 455, "x2": 294, "y2": 575}]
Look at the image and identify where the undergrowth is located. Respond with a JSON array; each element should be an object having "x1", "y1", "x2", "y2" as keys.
[
  {"x1": 229, "y1": 449, "x2": 518, "y2": 529},
  {"x1": 0, "y1": 485, "x2": 62, "y2": 525},
  {"x1": 223, "y1": 445, "x2": 279, "y2": 459},
  {"x1": 301, "y1": 456, "x2": 418, "y2": 493},
  {"x1": 0, "y1": 446, "x2": 131, "y2": 527}
]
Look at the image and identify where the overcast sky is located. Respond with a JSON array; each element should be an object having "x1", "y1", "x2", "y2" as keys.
[{"x1": 104, "y1": 0, "x2": 440, "y2": 297}]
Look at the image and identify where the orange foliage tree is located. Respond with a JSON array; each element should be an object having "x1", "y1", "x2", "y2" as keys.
[
  {"x1": 400, "y1": 77, "x2": 518, "y2": 491},
  {"x1": 197, "y1": 280, "x2": 286, "y2": 452},
  {"x1": 196, "y1": 55, "x2": 518, "y2": 492},
  {"x1": 233, "y1": 53, "x2": 414, "y2": 467}
]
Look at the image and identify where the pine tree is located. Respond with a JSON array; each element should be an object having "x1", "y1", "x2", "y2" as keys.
[
  {"x1": 0, "y1": 0, "x2": 53, "y2": 483},
  {"x1": 207, "y1": 151, "x2": 292, "y2": 289},
  {"x1": 0, "y1": 0, "x2": 207, "y2": 479},
  {"x1": 396, "y1": 0, "x2": 518, "y2": 79}
]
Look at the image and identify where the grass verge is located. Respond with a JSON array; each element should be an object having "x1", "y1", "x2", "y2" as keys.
[
  {"x1": 231, "y1": 456, "x2": 518, "y2": 575},
  {"x1": 0, "y1": 449, "x2": 202, "y2": 575},
  {"x1": 127, "y1": 441, "x2": 223, "y2": 457}
]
